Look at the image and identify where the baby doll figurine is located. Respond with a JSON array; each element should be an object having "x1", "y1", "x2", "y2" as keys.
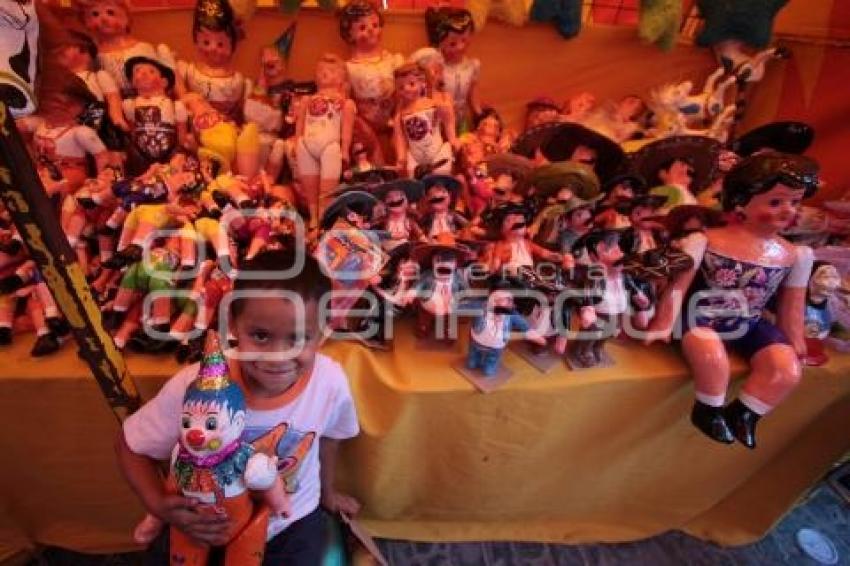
[
  {"x1": 132, "y1": 332, "x2": 289, "y2": 565},
  {"x1": 393, "y1": 63, "x2": 458, "y2": 178},
  {"x1": 123, "y1": 47, "x2": 188, "y2": 176},
  {"x1": 75, "y1": 0, "x2": 175, "y2": 98},
  {"x1": 295, "y1": 54, "x2": 356, "y2": 229},
  {"x1": 648, "y1": 153, "x2": 820, "y2": 449},
  {"x1": 339, "y1": 1, "x2": 404, "y2": 145},
  {"x1": 176, "y1": 0, "x2": 250, "y2": 124},
  {"x1": 54, "y1": 29, "x2": 130, "y2": 147},
  {"x1": 425, "y1": 7, "x2": 481, "y2": 134},
  {"x1": 803, "y1": 262, "x2": 841, "y2": 367}
]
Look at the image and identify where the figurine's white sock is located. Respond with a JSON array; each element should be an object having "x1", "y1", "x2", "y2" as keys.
[
  {"x1": 695, "y1": 391, "x2": 725, "y2": 407},
  {"x1": 739, "y1": 392, "x2": 771, "y2": 416}
]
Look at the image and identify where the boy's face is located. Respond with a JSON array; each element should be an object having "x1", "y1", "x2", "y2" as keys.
[{"x1": 233, "y1": 296, "x2": 322, "y2": 398}]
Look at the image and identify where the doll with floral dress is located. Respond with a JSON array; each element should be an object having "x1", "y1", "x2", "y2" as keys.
[
  {"x1": 75, "y1": 0, "x2": 175, "y2": 99},
  {"x1": 176, "y1": 0, "x2": 251, "y2": 125},
  {"x1": 339, "y1": 0, "x2": 404, "y2": 164},
  {"x1": 648, "y1": 153, "x2": 820, "y2": 449},
  {"x1": 392, "y1": 63, "x2": 458, "y2": 178},
  {"x1": 295, "y1": 54, "x2": 356, "y2": 231},
  {"x1": 425, "y1": 7, "x2": 481, "y2": 135}
]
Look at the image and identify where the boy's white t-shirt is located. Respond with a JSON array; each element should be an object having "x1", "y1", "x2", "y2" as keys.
[{"x1": 123, "y1": 353, "x2": 359, "y2": 539}]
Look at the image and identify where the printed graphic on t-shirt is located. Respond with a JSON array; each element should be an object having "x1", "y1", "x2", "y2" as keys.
[{"x1": 243, "y1": 423, "x2": 316, "y2": 494}]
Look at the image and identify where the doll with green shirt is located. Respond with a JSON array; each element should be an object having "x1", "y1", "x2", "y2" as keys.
[{"x1": 116, "y1": 250, "x2": 361, "y2": 565}]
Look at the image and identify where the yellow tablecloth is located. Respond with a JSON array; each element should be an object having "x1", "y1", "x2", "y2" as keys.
[{"x1": 1, "y1": 321, "x2": 849, "y2": 558}]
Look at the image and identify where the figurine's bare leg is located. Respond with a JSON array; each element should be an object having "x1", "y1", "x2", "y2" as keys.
[
  {"x1": 681, "y1": 328, "x2": 730, "y2": 407},
  {"x1": 319, "y1": 143, "x2": 343, "y2": 220},
  {"x1": 739, "y1": 343, "x2": 802, "y2": 414},
  {"x1": 266, "y1": 138, "x2": 287, "y2": 182},
  {"x1": 179, "y1": 224, "x2": 198, "y2": 268}
]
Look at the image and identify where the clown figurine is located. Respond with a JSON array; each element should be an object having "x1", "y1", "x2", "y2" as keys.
[
  {"x1": 393, "y1": 63, "x2": 458, "y2": 178},
  {"x1": 803, "y1": 262, "x2": 841, "y2": 367},
  {"x1": 295, "y1": 54, "x2": 356, "y2": 229},
  {"x1": 425, "y1": 7, "x2": 481, "y2": 134},
  {"x1": 177, "y1": 0, "x2": 252, "y2": 124},
  {"x1": 132, "y1": 332, "x2": 289, "y2": 565},
  {"x1": 649, "y1": 153, "x2": 819, "y2": 449}
]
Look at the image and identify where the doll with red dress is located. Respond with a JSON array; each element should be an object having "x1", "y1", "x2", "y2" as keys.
[{"x1": 648, "y1": 153, "x2": 820, "y2": 448}]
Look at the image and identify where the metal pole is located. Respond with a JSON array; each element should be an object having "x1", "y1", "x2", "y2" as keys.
[{"x1": 0, "y1": 101, "x2": 140, "y2": 422}]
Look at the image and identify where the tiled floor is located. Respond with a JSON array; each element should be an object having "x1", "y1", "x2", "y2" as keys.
[{"x1": 27, "y1": 479, "x2": 850, "y2": 565}]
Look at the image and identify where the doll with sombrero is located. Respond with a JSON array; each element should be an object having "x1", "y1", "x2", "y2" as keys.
[
  {"x1": 485, "y1": 202, "x2": 566, "y2": 277},
  {"x1": 617, "y1": 193, "x2": 669, "y2": 255},
  {"x1": 631, "y1": 135, "x2": 721, "y2": 213},
  {"x1": 176, "y1": 0, "x2": 254, "y2": 124},
  {"x1": 411, "y1": 235, "x2": 475, "y2": 343},
  {"x1": 593, "y1": 171, "x2": 647, "y2": 230},
  {"x1": 418, "y1": 175, "x2": 471, "y2": 241},
  {"x1": 528, "y1": 162, "x2": 600, "y2": 248},
  {"x1": 122, "y1": 44, "x2": 188, "y2": 176},
  {"x1": 371, "y1": 179, "x2": 426, "y2": 252}
]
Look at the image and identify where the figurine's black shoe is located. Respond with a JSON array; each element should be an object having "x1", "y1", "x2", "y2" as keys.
[
  {"x1": 691, "y1": 401, "x2": 735, "y2": 445},
  {"x1": 0, "y1": 274, "x2": 25, "y2": 294},
  {"x1": 0, "y1": 327, "x2": 12, "y2": 345},
  {"x1": 46, "y1": 317, "x2": 70, "y2": 338},
  {"x1": 31, "y1": 332, "x2": 60, "y2": 357},
  {"x1": 102, "y1": 310, "x2": 125, "y2": 331},
  {"x1": 724, "y1": 399, "x2": 761, "y2": 450}
]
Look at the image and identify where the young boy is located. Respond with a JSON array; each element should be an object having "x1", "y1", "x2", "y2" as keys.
[{"x1": 116, "y1": 249, "x2": 360, "y2": 565}]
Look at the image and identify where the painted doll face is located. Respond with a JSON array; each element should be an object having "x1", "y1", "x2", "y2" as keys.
[
  {"x1": 810, "y1": 265, "x2": 841, "y2": 297},
  {"x1": 261, "y1": 47, "x2": 287, "y2": 85},
  {"x1": 131, "y1": 62, "x2": 166, "y2": 95},
  {"x1": 396, "y1": 72, "x2": 426, "y2": 103},
  {"x1": 180, "y1": 400, "x2": 245, "y2": 457},
  {"x1": 658, "y1": 159, "x2": 694, "y2": 189},
  {"x1": 82, "y1": 2, "x2": 129, "y2": 38},
  {"x1": 233, "y1": 296, "x2": 323, "y2": 398},
  {"x1": 502, "y1": 212, "x2": 527, "y2": 238},
  {"x1": 440, "y1": 29, "x2": 471, "y2": 63},
  {"x1": 568, "y1": 92, "x2": 595, "y2": 116},
  {"x1": 316, "y1": 60, "x2": 346, "y2": 90},
  {"x1": 593, "y1": 237, "x2": 623, "y2": 266},
  {"x1": 384, "y1": 189, "x2": 408, "y2": 212},
  {"x1": 608, "y1": 182, "x2": 634, "y2": 204},
  {"x1": 350, "y1": 12, "x2": 382, "y2": 51},
  {"x1": 739, "y1": 182, "x2": 805, "y2": 232},
  {"x1": 427, "y1": 185, "x2": 451, "y2": 211},
  {"x1": 195, "y1": 27, "x2": 234, "y2": 68},
  {"x1": 433, "y1": 253, "x2": 457, "y2": 278}
]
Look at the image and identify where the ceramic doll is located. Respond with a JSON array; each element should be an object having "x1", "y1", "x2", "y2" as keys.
[
  {"x1": 407, "y1": 48, "x2": 451, "y2": 108},
  {"x1": 372, "y1": 180, "x2": 426, "y2": 252},
  {"x1": 425, "y1": 7, "x2": 481, "y2": 134},
  {"x1": 418, "y1": 175, "x2": 470, "y2": 241},
  {"x1": 486, "y1": 203, "x2": 565, "y2": 276},
  {"x1": 0, "y1": 0, "x2": 38, "y2": 118},
  {"x1": 16, "y1": 69, "x2": 109, "y2": 197},
  {"x1": 803, "y1": 262, "x2": 841, "y2": 367},
  {"x1": 466, "y1": 277, "x2": 546, "y2": 377},
  {"x1": 176, "y1": 0, "x2": 250, "y2": 124},
  {"x1": 570, "y1": 229, "x2": 653, "y2": 368},
  {"x1": 465, "y1": 152, "x2": 530, "y2": 228},
  {"x1": 560, "y1": 92, "x2": 596, "y2": 124},
  {"x1": 648, "y1": 153, "x2": 820, "y2": 449},
  {"x1": 523, "y1": 97, "x2": 561, "y2": 132},
  {"x1": 122, "y1": 46, "x2": 188, "y2": 176},
  {"x1": 54, "y1": 29, "x2": 130, "y2": 149},
  {"x1": 75, "y1": 0, "x2": 173, "y2": 99},
  {"x1": 295, "y1": 54, "x2": 356, "y2": 229},
  {"x1": 619, "y1": 194, "x2": 669, "y2": 255},
  {"x1": 593, "y1": 172, "x2": 646, "y2": 230},
  {"x1": 411, "y1": 239, "x2": 474, "y2": 343},
  {"x1": 392, "y1": 63, "x2": 458, "y2": 178},
  {"x1": 339, "y1": 1, "x2": 404, "y2": 155},
  {"x1": 132, "y1": 332, "x2": 289, "y2": 565},
  {"x1": 0, "y1": 219, "x2": 27, "y2": 346},
  {"x1": 528, "y1": 163, "x2": 600, "y2": 249}
]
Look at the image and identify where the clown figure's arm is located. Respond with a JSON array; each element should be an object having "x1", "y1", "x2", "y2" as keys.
[
  {"x1": 777, "y1": 245, "x2": 814, "y2": 358},
  {"x1": 244, "y1": 452, "x2": 291, "y2": 518}
]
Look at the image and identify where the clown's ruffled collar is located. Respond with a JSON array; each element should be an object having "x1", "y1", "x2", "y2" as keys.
[{"x1": 174, "y1": 440, "x2": 254, "y2": 493}]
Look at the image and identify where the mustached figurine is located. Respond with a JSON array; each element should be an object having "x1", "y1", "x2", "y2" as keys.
[{"x1": 133, "y1": 332, "x2": 289, "y2": 565}]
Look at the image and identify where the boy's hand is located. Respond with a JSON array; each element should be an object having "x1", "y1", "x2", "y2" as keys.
[
  {"x1": 321, "y1": 489, "x2": 361, "y2": 516},
  {"x1": 155, "y1": 495, "x2": 231, "y2": 546}
]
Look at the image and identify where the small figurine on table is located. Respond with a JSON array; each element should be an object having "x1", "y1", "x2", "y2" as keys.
[
  {"x1": 486, "y1": 202, "x2": 566, "y2": 276},
  {"x1": 132, "y1": 332, "x2": 289, "y2": 565},
  {"x1": 619, "y1": 194, "x2": 669, "y2": 255},
  {"x1": 371, "y1": 180, "x2": 425, "y2": 252},
  {"x1": 418, "y1": 175, "x2": 469, "y2": 241},
  {"x1": 459, "y1": 275, "x2": 546, "y2": 391},
  {"x1": 593, "y1": 172, "x2": 646, "y2": 230},
  {"x1": 393, "y1": 63, "x2": 458, "y2": 178},
  {"x1": 803, "y1": 262, "x2": 841, "y2": 367}
]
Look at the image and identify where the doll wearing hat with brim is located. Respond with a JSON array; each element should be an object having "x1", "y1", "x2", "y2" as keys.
[
  {"x1": 462, "y1": 153, "x2": 532, "y2": 227},
  {"x1": 537, "y1": 123, "x2": 626, "y2": 186},
  {"x1": 731, "y1": 121, "x2": 815, "y2": 158},
  {"x1": 630, "y1": 135, "x2": 721, "y2": 213},
  {"x1": 483, "y1": 202, "x2": 566, "y2": 276},
  {"x1": 593, "y1": 170, "x2": 648, "y2": 230},
  {"x1": 527, "y1": 161, "x2": 601, "y2": 224},
  {"x1": 122, "y1": 44, "x2": 188, "y2": 177},
  {"x1": 617, "y1": 193, "x2": 669, "y2": 255},
  {"x1": 531, "y1": 195, "x2": 601, "y2": 256},
  {"x1": 371, "y1": 180, "x2": 426, "y2": 252},
  {"x1": 418, "y1": 175, "x2": 471, "y2": 241}
]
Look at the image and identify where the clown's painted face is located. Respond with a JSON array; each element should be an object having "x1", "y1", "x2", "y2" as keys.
[
  {"x1": 0, "y1": 0, "x2": 39, "y2": 117},
  {"x1": 261, "y1": 47, "x2": 287, "y2": 85},
  {"x1": 180, "y1": 399, "x2": 245, "y2": 457},
  {"x1": 810, "y1": 264, "x2": 841, "y2": 298}
]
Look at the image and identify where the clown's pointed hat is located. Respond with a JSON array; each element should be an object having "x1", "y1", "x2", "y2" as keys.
[{"x1": 196, "y1": 331, "x2": 232, "y2": 391}]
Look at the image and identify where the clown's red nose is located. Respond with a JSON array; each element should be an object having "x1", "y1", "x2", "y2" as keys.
[{"x1": 186, "y1": 429, "x2": 205, "y2": 448}]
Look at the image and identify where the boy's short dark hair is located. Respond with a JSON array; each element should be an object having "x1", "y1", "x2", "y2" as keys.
[{"x1": 231, "y1": 249, "x2": 332, "y2": 319}]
